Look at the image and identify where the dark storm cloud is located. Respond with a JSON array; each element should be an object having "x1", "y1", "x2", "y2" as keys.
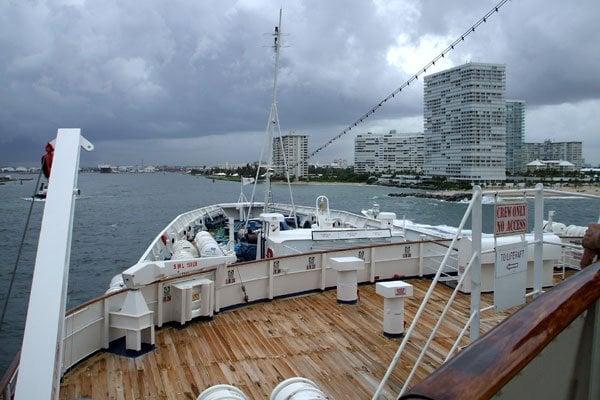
[{"x1": 1, "y1": 0, "x2": 599, "y2": 164}]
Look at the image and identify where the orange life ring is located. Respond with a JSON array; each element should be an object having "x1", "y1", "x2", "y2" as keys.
[{"x1": 266, "y1": 248, "x2": 274, "y2": 258}]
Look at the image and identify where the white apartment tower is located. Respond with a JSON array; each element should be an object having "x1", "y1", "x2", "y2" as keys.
[
  {"x1": 354, "y1": 131, "x2": 424, "y2": 174},
  {"x1": 424, "y1": 62, "x2": 507, "y2": 181},
  {"x1": 272, "y1": 133, "x2": 309, "y2": 178}
]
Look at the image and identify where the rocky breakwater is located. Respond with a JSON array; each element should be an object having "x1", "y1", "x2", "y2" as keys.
[{"x1": 388, "y1": 191, "x2": 471, "y2": 202}]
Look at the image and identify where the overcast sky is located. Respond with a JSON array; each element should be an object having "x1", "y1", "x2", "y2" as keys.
[{"x1": 1, "y1": 0, "x2": 599, "y2": 166}]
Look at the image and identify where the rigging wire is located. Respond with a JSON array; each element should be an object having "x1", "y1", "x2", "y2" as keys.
[
  {"x1": 291, "y1": 0, "x2": 512, "y2": 169},
  {"x1": 274, "y1": 110, "x2": 299, "y2": 228},
  {"x1": 0, "y1": 169, "x2": 44, "y2": 332},
  {"x1": 370, "y1": 1, "x2": 513, "y2": 398}
]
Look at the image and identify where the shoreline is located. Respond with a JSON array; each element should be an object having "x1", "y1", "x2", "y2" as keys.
[
  {"x1": 205, "y1": 175, "x2": 369, "y2": 186},
  {"x1": 204, "y1": 174, "x2": 599, "y2": 195},
  {"x1": 388, "y1": 184, "x2": 600, "y2": 202}
]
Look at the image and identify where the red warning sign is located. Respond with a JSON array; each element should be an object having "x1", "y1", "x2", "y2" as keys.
[{"x1": 494, "y1": 202, "x2": 528, "y2": 236}]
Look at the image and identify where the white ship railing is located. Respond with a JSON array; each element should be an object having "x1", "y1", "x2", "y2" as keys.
[
  {"x1": 5, "y1": 180, "x2": 598, "y2": 399},
  {"x1": 374, "y1": 184, "x2": 600, "y2": 399},
  {"x1": 373, "y1": 186, "x2": 483, "y2": 399},
  {"x1": 271, "y1": 202, "x2": 383, "y2": 229},
  {"x1": 139, "y1": 201, "x2": 387, "y2": 264},
  {"x1": 1, "y1": 237, "x2": 454, "y2": 400},
  {"x1": 139, "y1": 204, "x2": 225, "y2": 262}
]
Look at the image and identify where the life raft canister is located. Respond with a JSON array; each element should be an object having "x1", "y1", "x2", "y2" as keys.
[{"x1": 266, "y1": 248, "x2": 274, "y2": 258}]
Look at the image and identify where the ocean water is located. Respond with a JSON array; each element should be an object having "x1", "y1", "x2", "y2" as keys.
[{"x1": 0, "y1": 172, "x2": 598, "y2": 374}]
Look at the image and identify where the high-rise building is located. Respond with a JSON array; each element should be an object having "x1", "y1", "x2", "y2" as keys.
[
  {"x1": 272, "y1": 133, "x2": 309, "y2": 178},
  {"x1": 505, "y1": 100, "x2": 526, "y2": 174},
  {"x1": 354, "y1": 131, "x2": 424, "y2": 174},
  {"x1": 523, "y1": 140, "x2": 583, "y2": 168},
  {"x1": 423, "y1": 62, "x2": 506, "y2": 181}
]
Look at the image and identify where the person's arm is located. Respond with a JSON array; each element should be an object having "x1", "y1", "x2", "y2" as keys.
[{"x1": 581, "y1": 223, "x2": 600, "y2": 268}]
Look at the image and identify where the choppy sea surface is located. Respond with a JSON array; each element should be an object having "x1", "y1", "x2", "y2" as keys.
[{"x1": 0, "y1": 172, "x2": 598, "y2": 374}]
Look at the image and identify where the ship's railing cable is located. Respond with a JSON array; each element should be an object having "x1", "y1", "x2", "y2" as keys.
[
  {"x1": 291, "y1": 0, "x2": 512, "y2": 168},
  {"x1": 372, "y1": 196, "x2": 477, "y2": 399},
  {"x1": 0, "y1": 169, "x2": 44, "y2": 332}
]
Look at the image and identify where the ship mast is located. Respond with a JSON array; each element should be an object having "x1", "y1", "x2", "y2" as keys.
[
  {"x1": 262, "y1": 8, "x2": 283, "y2": 210},
  {"x1": 246, "y1": 8, "x2": 296, "y2": 224}
]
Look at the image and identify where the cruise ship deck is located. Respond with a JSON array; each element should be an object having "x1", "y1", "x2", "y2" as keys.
[{"x1": 59, "y1": 279, "x2": 514, "y2": 400}]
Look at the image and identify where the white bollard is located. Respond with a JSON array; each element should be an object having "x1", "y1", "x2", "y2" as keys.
[
  {"x1": 375, "y1": 281, "x2": 413, "y2": 338},
  {"x1": 197, "y1": 384, "x2": 248, "y2": 400},
  {"x1": 271, "y1": 377, "x2": 327, "y2": 400},
  {"x1": 329, "y1": 256, "x2": 364, "y2": 304}
]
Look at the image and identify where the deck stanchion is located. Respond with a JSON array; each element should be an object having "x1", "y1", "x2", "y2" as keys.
[
  {"x1": 157, "y1": 282, "x2": 164, "y2": 327},
  {"x1": 534, "y1": 183, "x2": 544, "y2": 297},
  {"x1": 103, "y1": 298, "x2": 110, "y2": 348},
  {"x1": 418, "y1": 235, "x2": 426, "y2": 277},
  {"x1": 215, "y1": 265, "x2": 223, "y2": 313},
  {"x1": 320, "y1": 253, "x2": 327, "y2": 290},
  {"x1": 370, "y1": 247, "x2": 376, "y2": 282},
  {"x1": 268, "y1": 260, "x2": 274, "y2": 300},
  {"x1": 470, "y1": 186, "x2": 482, "y2": 341}
]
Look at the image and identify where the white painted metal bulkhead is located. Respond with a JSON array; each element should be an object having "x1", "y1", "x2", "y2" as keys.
[{"x1": 15, "y1": 129, "x2": 93, "y2": 400}]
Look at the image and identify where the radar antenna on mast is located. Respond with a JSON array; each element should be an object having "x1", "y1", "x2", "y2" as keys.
[{"x1": 246, "y1": 8, "x2": 297, "y2": 226}]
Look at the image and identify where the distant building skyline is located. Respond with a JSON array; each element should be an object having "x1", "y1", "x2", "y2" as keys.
[
  {"x1": 423, "y1": 62, "x2": 507, "y2": 182},
  {"x1": 272, "y1": 133, "x2": 309, "y2": 178},
  {"x1": 354, "y1": 131, "x2": 424, "y2": 174},
  {"x1": 523, "y1": 140, "x2": 583, "y2": 168}
]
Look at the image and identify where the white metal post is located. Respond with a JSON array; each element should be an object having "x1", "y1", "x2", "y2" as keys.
[
  {"x1": 15, "y1": 129, "x2": 93, "y2": 400},
  {"x1": 470, "y1": 186, "x2": 482, "y2": 341},
  {"x1": 268, "y1": 260, "x2": 274, "y2": 300},
  {"x1": 370, "y1": 247, "x2": 376, "y2": 282},
  {"x1": 418, "y1": 235, "x2": 426, "y2": 277},
  {"x1": 534, "y1": 183, "x2": 544, "y2": 297},
  {"x1": 228, "y1": 217, "x2": 235, "y2": 251},
  {"x1": 320, "y1": 252, "x2": 327, "y2": 290}
]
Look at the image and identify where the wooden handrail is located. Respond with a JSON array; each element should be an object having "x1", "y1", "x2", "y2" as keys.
[{"x1": 399, "y1": 261, "x2": 600, "y2": 400}]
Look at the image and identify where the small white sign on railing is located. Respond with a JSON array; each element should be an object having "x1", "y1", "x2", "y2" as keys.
[{"x1": 494, "y1": 242, "x2": 527, "y2": 311}]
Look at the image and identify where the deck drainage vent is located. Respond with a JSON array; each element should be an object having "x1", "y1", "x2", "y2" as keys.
[
  {"x1": 197, "y1": 384, "x2": 248, "y2": 400},
  {"x1": 271, "y1": 377, "x2": 327, "y2": 400}
]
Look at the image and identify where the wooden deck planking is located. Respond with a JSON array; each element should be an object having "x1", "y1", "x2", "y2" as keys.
[{"x1": 60, "y1": 279, "x2": 514, "y2": 400}]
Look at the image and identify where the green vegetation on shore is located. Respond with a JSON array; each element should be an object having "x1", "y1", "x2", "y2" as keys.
[{"x1": 191, "y1": 163, "x2": 600, "y2": 189}]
